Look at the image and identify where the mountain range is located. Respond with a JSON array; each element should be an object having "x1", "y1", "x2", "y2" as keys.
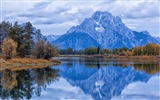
[{"x1": 51, "y1": 11, "x2": 159, "y2": 50}]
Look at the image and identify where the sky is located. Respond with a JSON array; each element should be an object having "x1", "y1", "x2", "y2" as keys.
[{"x1": 0, "y1": 0, "x2": 159, "y2": 37}]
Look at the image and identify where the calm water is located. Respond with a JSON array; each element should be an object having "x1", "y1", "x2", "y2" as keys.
[{"x1": 0, "y1": 57, "x2": 159, "y2": 100}]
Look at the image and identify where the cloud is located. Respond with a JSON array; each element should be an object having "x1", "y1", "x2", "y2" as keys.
[
  {"x1": 2, "y1": 0, "x2": 159, "y2": 36},
  {"x1": 34, "y1": 20, "x2": 78, "y2": 35}
]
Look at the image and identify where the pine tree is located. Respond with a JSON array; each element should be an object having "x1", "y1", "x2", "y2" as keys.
[
  {"x1": 97, "y1": 46, "x2": 100, "y2": 54},
  {"x1": 24, "y1": 22, "x2": 35, "y2": 56},
  {"x1": 0, "y1": 21, "x2": 12, "y2": 52},
  {"x1": 8, "y1": 21, "x2": 25, "y2": 57},
  {"x1": 35, "y1": 29, "x2": 42, "y2": 42}
]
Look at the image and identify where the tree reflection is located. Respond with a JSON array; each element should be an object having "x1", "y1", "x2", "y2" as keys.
[
  {"x1": 133, "y1": 63, "x2": 160, "y2": 74},
  {"x1": 1, "y1": 69, "x2": 17, "y2": 91},
  {"x1": 0, "y1": 67, "x2": 59, "y2": 100},
  {"x1": 84, "y1": 58, "x2": 159, "y2": 74},
  {"x1": 33, "y1": 67, "x2": 59, "y2": 96}
]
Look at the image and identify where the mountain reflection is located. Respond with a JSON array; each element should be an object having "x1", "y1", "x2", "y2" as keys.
[
  {"x1": 0, "y1": 67, "x2": 59, "y2": 100},
  {"x1": 55, "y1": 57, "x2": 160, "y2": 100}
]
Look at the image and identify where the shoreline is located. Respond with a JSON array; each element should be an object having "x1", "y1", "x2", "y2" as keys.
[
  {"x1": 57, "y1": 54, "x2": 160, "y2": 62},
  {"x1": 0, "y1": 58, "x2": 61, "y2": 71}
]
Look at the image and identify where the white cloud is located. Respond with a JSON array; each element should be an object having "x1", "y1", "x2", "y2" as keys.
[{"x1": 1, "y1": 0, "x2": 160, "y2": 36}]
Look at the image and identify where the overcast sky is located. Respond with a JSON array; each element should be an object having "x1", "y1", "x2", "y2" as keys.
[{"x1": 0, "y1": 0, "x2": 159, "y2": 37}]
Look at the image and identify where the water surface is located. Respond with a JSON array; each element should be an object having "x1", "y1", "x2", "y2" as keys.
[{"x1": 0, "y1": 57, "x2": 159, "y2": 100}]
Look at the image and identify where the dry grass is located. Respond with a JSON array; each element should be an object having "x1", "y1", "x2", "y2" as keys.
[
  {"x1": 7, "y1": 58, "x2": 51, "y2": 64},
  {"x1": 50, "y1": 59, "x2": 61, "y2": 63},
  {"x1": 0, "y1": 58, "x2": 61, "y2": 71}
]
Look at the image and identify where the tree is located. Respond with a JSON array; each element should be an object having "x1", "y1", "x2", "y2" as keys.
[
  {"x1": 84, "y1": 47, "x2": 97, "y2": 55},
  {"x1": 1, "y1": 38, "x2": 17, "y2": 59},
  {"x1": 100, "y1": 49, "x2": 111, "y2": 54},
  {"x1": 0, "y1": 21, "x2": 12, "y2": 52},
  {"x1": 32, "y1": 40, "x2": 58, "y2": 59},
  {"x1": 24, "y1": 22, "x2": 35, "y2": 55},
  {"x1": 125, "y1": 50, "x2": 132, "y2": 56},
  {"x1": 132, "y1": 46, "x2": 143, "y2": 56},
  {"x1": 32, "y1": 40, "x2": 45, "y2": 58},
  {"x1": 8, "y1": 21, "x2": 25, "y2": 57},
  {"x1": 66, "y1": 47, "x2": 73, "y2": 54},
  {"x1": 44, "y1": 42, "x2": 58, "y2": 59},
  {"x1": 35, "y1": 29, "x2": 42, "y2": 42},
  {"x1": 97, "y1": 46, "x2": 100, "y2": 54},
  {"x1": 143, "y1": 43, "x2": 160, "y2": 56}
]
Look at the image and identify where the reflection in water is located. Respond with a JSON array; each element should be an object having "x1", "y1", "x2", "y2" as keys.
[
  {"x1": 84, "y1": 58, "x2": 159, "y2": 74},
  {"x1": 133, "y1": 63, "x2": 160, "y2": 74},
  {"x1": 0, "y1": 57, "x2": 159, "y2": 100},
  {"x1": 0, "y1": 67, "x2": 59, "y2": 100},
  {"x1": 52, "y1": 57, "x2": 160, "y2": 100},
  {"x1": 1, "y1": 70, "x2": 18, "y2": 91}
]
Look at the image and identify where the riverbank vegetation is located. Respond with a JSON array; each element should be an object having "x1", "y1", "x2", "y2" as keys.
[
  {"x1": 59, "y1": 44, "x2": 160, "y2": 56},
  {"x1": 0, "y1": 21, "x2": 60, "y2": 68}
]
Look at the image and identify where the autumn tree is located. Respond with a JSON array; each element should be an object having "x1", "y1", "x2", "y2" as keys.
[
  {"x1": 143, "y1": 43, "x2": 160, "y2": 56},
  {"x1": 2, "y1": 38, "x2": 17, "y2": 59},
  {"x1": 44, "y1": 42, "x2": 58, "y2": 59},
  {"x1": 132, "y1": 46, "x2": 143, "y2": 56},
  {"x1": 32, "y1": 40, "x2": 58, "y2": 59},
  {"x1": 125, "y1": 50, "x2": 132, "y2": 56}
]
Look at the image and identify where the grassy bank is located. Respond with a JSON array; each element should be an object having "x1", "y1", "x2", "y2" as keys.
[{"x1": 0, "y1": 58, "x2": 61, "y2": 71}]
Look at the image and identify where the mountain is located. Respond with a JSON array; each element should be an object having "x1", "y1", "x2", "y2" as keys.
[
  {"x1": 53, "y1": 11, "x2": 159, "y2": 50},
  {"x1": 46, "y1": 35, "x2": 61, "y2": 42},
  {"x1": 53, "y1": 32, "x2": 100, "y2": 50},
  {"x1": 154, "y1": 37, "x2": 160, "y2": 43}
]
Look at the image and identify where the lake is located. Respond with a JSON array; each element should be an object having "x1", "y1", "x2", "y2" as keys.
[{"x1": 0, "y1": 57, "x2": 159, "y2": 100}]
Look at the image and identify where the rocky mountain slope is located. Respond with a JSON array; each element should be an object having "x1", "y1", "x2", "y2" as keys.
[{"x1": 53, "y1": 11, "x2": 159, "y2": 50}]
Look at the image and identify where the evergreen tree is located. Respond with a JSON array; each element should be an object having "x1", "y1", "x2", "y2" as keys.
[
  {"x1": 24, "y1": 22, "x2": 35, "y2": 55},
  {"x1": 35, "y1": 29, "x2": 42, "y2": 42},
  {"x1": 97, "y1": 46, "x2": 100, "y2": 54},
  {"x1": 0, "y1": 21, "x2": 12, "y2": 52},
  {"x1": 8, "y1": 21, "x2": 25, "y2": 57}
]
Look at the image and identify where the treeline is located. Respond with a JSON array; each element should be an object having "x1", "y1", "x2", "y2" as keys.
[
  {"x1": 132, "y1": 44, "x2": 160, "y2": 56},
  {"x1": 59, "y1": 44, "x2": 160, "y2": 56},
  {"x1": 0, "y1": 21, "x2": 58, "y2": 60}
]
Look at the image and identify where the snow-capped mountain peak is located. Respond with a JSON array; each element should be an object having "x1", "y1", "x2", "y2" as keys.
[{"x1": 53, "y1": 11, "x2": 159, "y2": 50}]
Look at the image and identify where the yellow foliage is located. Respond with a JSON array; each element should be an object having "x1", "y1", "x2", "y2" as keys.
[
  {"x1": 2, "y1": 38, "x2": 17, "y2": 59},
  {"x1": 125, "y1": 50, "x2": 132, "y2": 56}
]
